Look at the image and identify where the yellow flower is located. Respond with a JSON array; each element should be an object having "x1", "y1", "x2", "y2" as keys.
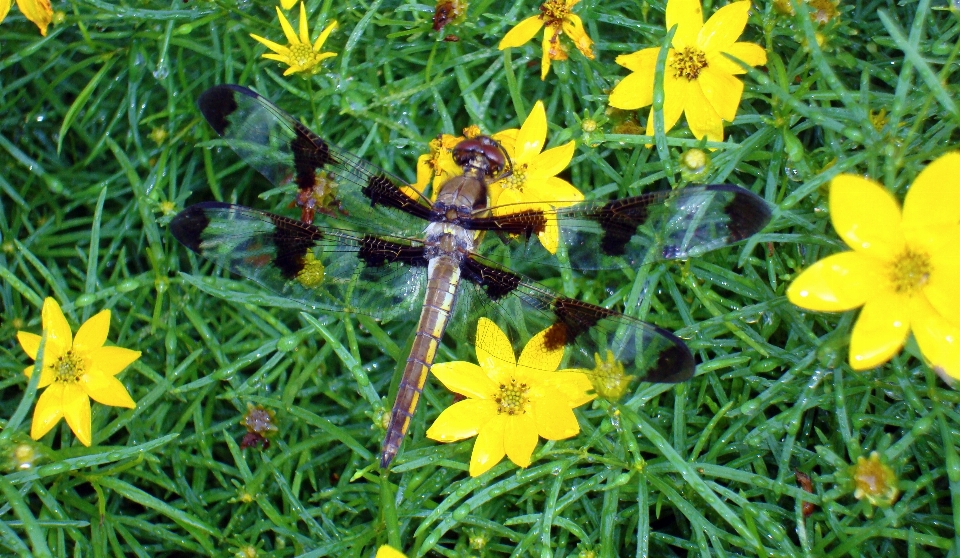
[
  {"x1": 280, "y1": 0, "x2": 297, "y2": 9},
  {"x1": 250, "y1": 2, "x2": 337, "y2": 77},
  {"x1": 850, "y1": 451, "x2": 899, "y2": 508},
  {"x1": 375, "y1": 545, "x2": 407, "y2": 558},
  {"x1": 498, "y1": 0, "x2": 595, "y2": 80},
  {"x1": 16, "y1": 298, "x2": 139, "y2": 446},
  {"x1": 489, "y1": 100, "x2": 583, "y2": 253},
  {"x1": 0, "y1": 0, "x2": 52, "y2": 36},
  {"x1": 426, "y1": 318, "x2": 596, "y2": 477},
  {"x1": 608, "y1": 0, "x2": 767, "y2": 142},
  {"x1": 787, "y1": 153, "x2": 960, "y2": 377}
]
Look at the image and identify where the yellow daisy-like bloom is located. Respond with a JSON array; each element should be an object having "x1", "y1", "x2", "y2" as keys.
[
  {"x1": 608, "y1": 0, "x2": 767, "y2": 143},
  {"x1": 787, "y1": 153, "x2": 960, "y2": 377},
  {"x1": 250, "y1": 2, "x2": 337, "y2": 77},
  {"x1": 426, "y1": 317, "x2": 596, "y2": 477},
  {"x1": 498, "y1": 0, "x2": 595, "y2": 80},
  {"x1": 0, "y1": 0, "x2": 52, "y2": 36},
  {"x1": 489, "y1": 100, "x2": 583, "y2": 254},
  {"x1": 16, "y1": 298, "x2": 140, "y2": 446}
]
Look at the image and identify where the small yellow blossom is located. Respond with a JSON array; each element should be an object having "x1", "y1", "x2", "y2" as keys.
[
  {"x1": 0, "y1": 0, "x2": 52, "y2": 36},
  {"x1": 787, "y1": 153, "x2": 960, "y2": 377},
  {"x1": 375, "y1": 545, "x2": 407, "y2": 558},
  {"x1": 488, "y1": 100, "x2": 583, "y2": 253},
  {"x1": 250, "y1": 2, "x2": 337, "y2": 77},
  {"x1": 426, "y1": 318, "x2": 596, "y2": 477},
  {"x1": 17, "y1": 298, "x2": 139, "y2": 446},
  {"x1": 850, "y1": 451, "x2": 899, "y2": 508},
  {"x1": 498, "y1": 0, "x2": 595, "y2": 80},
  {"x1": 609, "y1": 0, "x2": 767, "y2": 143}
]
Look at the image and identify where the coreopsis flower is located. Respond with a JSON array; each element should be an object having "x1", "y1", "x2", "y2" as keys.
[
  {"x1": 608, "y1": 0, "x2": 767, "y2": 142},
  {"x1": 426, "y1": 318, "x2": 596, "y2": 477},
  {"x1": 787, "y1": 153, "x2": 960, "y2": 378},
  {"x1": 0, "y1": 0, "x2": 52, "y2": 35},
  {"x1": 498, "y1": 0, "x2": 595, "y2": 80},
  {"x1": 250, "y1": 2, "x2": 337, "y2": 77},
  {"x1": 488, "y1": 100, "x2": 583, "y2": 254},
  {"x1": 16, "y1": 298, "x2": 139, "y2": 446}
]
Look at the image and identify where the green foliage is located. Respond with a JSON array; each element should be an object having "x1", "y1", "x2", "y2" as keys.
[{"x1": 1, "y1": 0, "x2": 959, "y2": 556}]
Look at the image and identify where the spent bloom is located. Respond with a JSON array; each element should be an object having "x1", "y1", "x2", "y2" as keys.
[
  {"x1": 608, "y1": 0, "x2": 767, "y2": 142},
  {"x1": 498, "y1": 0, "x2": 595, "y2": 80},
  {"x1": 250, "y1": 2, "x2": 337, "y2": 76},
  {"x1": 850, "y1": 451, "x2": 899, "y2": 508},
  {"x1": 787, "y1": 153, "x2": 960, "y2": 378},
  {"x1": 488, "y1": 100, "x2": 583, "y2": 254},
  {"x1": 426, "y1": 318, "x2": 596, "y2": 477},
  {"x1": 17, "y1": 298, "x2": 139, "y2": 446},
  {"x1": 0, "y1": 0, "x2": 52, "y2": 35}
]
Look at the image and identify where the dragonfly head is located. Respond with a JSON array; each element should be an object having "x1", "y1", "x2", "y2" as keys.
[{"x1": 452, "y1": 136, "x2": 506, "y2": 178}]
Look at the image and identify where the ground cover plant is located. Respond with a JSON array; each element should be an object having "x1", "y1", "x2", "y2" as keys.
[{"x1": 1, "y1": 0, "x2": 959, "y2": 555}]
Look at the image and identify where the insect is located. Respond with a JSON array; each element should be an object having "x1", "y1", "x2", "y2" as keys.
[{"x1": 170, "y1": 85, "x2": 772, "y2": 468}]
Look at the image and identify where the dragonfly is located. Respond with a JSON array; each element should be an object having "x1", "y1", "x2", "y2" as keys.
[{"x1": 170, "y1": 84, "x2": 772, "y2": 469}]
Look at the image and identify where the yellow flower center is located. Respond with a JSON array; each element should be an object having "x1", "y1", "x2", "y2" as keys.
[
  {"x1": 671, "y1": 47, "x2": 708, "y2": 81},
  {"x1": 501, "y1": 163, "x2": 528, "y2": 192},
  {"x1": 494, "y1": 378, "x2": 529, "y2": 415},
  {"x1": 289, "y1": 43, "x2": 315, "y2": 67},
  {"x1": 52, "y1": 350, "x2": 85, "y2": 384},
  {"x1": 540, "y1": 0, "x2": 571, "y2": 26},
  {"x1": 586, "y1": 350, "x2": 635, "y2": 401},
  {"x1": 889, "y1": 248, "x2": 931, "y2": 295}
]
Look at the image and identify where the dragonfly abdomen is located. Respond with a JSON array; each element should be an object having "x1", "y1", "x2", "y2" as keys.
[{"x1": 380, "y1": 256, "x2": 463, "y2": 468}]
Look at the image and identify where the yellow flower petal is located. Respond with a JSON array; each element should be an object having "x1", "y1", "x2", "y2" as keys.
[
  {"x1": 698, "y1": 65, "x2": 743, "y2": 122},
  {"x1": 698, "y1": 1, "x2": 750, "y2": 52},
  {"x1": 375, "y1": 546, "x2": 407, "y2": 558},
  {"x1": 276, "y1": 6, "x2": 298, "y2": 45},
  {"x1": 73, "y1": 309, "x2": 110, "y2": 354},
  {"x1": 297, "y1": 2, "x2": 310, "y2": 45},
  {"x1": 902, "y1": 152, "x2": 960, "y2": 228},
  {"x1": 431, "y1": 361, "x2": 497, "y2": 400},
  {"x1": 17, "y1": 0, "x2": 52, "y2": 36},
  {"x1": 609, "y1": 71, "x2": 655, "y2": 110},
  {"x1": 532, "y1": 389, "x2": 581, "y2": 439},
  {"x1": 499, "y1": 14, "x2": 543, "y2": 50},
  {"x1": 666, "y1": 0, "x2": 703, "y2": 48},
  {"x1": 915, "y1": 224, "x2": 960, "y2": 323},
  {"x1": 87, "y1": 346, "x2": 141, "y2": 376},
  {"x1": 61, "y1": 383, "x2": 92, "y2": 446},
  {"x1": 18, "y1": 331, "x2": 41, "y2": 360},
  {"x1": 41, "y1": 297, "x2": 72, "y2": 357},
  {"x1": 31, "y1": 382, "x2": 65, "y2": 440},
  {"x1": 787, "y1": 251, "x2": 888, "y2": 312},
  {"x1": 830, "y1": 175, "x2": 906, "y2": 258},
  {"x1": 684, "y1": 80, "x2": 725, "y2": 142},
  {"x1": 849, "y1": 293, "x2": 911, "y2": 370},
  {"x1": 503, "y1": 413, "x2": 538, "y2": 468},
  {"x1": 645, "y1": 73, "x2": 688, "y2": 137},
  {"x1": 250, "y1": 33, "x2": 288, "y2": 55},
  {"x1": 425, "y1": 399, "x2": 497, "y2": 442},
  {"x1": 80, "y1": 371, "x2": 136, "y2": 408},
  {"x1": 470, "y1": 414, "x2": 507, "y2": 476},
  {"x1": 475, "y1": 317, "x2": 517, "y2": 384},
  {"x1": 517, "y1": 323, "x2": 565, "y2": 372},
  {"x1": 0, "y1": 0, "x2": 11, "y2": 24},
  {"x1": 313, "y1": 20, "x2": 337, "y2": 52},
  {"x1": 562, "y1": 13, "x2": 594, "y2": 59},
  {"x1": 515, "y1": 101, "x2": 547, "y2": 164},
  {"x1": 538, "y1": 214, "x2": 561, "y2": 254},
  {"x1": 912, "y1": 300, "x2": 960, "y2": 380},
  {"x1": 528, "y1": 141, "x2": 575, "y2": 180},
  {"x1": 615, "y1": 47, "x2": 659, "y2": 73},
  {"x1": 543, "y1": 371, "x2": 597, "y2": 407},
  {"x1": 713, "y1": 42, "x2": 767, "y2": 75}
]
